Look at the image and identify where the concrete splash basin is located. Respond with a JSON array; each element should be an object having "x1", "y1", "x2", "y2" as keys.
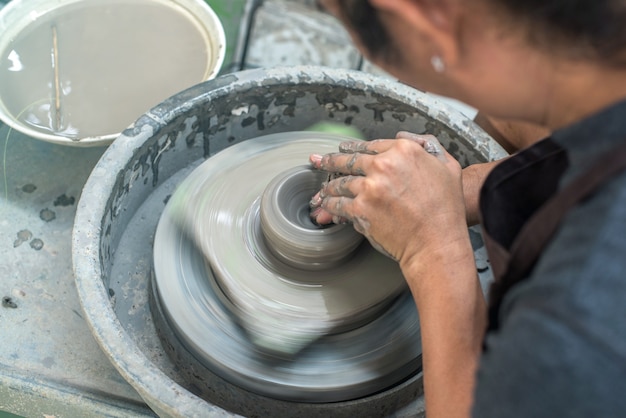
[{"x1": 72, "y1": 66, "x2": 506, "y2": 417}]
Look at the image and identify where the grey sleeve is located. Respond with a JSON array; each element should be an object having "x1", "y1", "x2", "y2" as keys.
[
  {"x1": 473, "y1": 186, "x2": 626, "y2": 417},
  {"x1": 473, "y1": 294, "x2": 625, "y2": 418}
]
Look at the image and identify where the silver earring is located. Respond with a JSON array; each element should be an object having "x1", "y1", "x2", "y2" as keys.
[{"x1": 431, "y1": 55, "x2": 445, "y2": 73}]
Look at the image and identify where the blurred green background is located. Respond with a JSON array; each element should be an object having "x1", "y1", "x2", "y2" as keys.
[{"x1": 205, "y1": 0, "x2": 251, "y2": 72}]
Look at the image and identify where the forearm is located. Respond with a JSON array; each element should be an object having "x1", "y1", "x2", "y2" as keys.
[
  {"x1": 401, "y1": 236, "x2": 486, "y2": 418},
  {"x1": 462, "y1": 160, "x2": 503, "y2": 225}
]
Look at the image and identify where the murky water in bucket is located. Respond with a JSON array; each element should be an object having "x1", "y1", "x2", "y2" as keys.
[{"x1": 0, "y1": 0, "x2": 214, "y2": 139}]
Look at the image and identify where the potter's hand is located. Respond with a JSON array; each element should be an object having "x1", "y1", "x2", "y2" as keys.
[
  {"x1": 309, "y1": 133, "x2": 466, "y2": 264},
  {"x1": 309, "y1": 131, "x2": 447, "y2": 225}
]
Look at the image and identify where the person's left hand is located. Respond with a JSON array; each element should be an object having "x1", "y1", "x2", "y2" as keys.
[{"x1": 309, "y1": 132, "x2": 467, "y2": 267}]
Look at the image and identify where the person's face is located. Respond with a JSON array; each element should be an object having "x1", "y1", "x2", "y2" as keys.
[
  {"x1": 316, "y1": 0, "x2": 341, "y2": 19},
  {"x1": 318, "y1": 0, "x2": 550, "y2": 125}
]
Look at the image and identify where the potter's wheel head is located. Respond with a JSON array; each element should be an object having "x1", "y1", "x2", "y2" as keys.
[{"x1": 152, "y1": 131, "x2": 421, "y2": 402}]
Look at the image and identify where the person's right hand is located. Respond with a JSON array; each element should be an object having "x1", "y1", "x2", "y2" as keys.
[
  {"x1": 309, "y1": 132, "x2": 467, "y2": 266},
  {"x1": 309, "y1": 131, "x2": 448, "y2": 227}
]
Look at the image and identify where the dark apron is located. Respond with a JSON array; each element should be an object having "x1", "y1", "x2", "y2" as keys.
[{"x1": 480, "y1": 138, "x2": 626, "y2": 334}]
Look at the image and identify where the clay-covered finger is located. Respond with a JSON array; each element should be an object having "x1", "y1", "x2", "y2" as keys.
[
  {"x1": 320, "y1": 195, "x2": 353, "y2": 222},
  {"x1": 395, "y1": 131, "x2": 435, "y2": 142},
  {"x1": 322, "y1": 175, "x2": 358, "y2": 198},
  {"x1": 422, "y1": 138, "x2": 448, "y2": 162},
  {"x1": 395, "y1": 131, "x2": 448, "y2": 162},
  {"x1": 309, "y1": 190, "x2": 323, "y2": 209},
  {"x1": 315, "y1": 152, "x2": 370, "y2": 176},
  {"x1": 331, "y1": 215, "x2": 350, "y2": 225},
  {"x1": 338, "y1": 139, "x2": 393, "y2": 155},
  {"x1": 310, "y1": 206, "x2": 334, "y2": 225}
]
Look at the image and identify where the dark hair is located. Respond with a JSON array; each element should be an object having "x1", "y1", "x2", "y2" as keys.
[
  {"x1": 337, "y1": 0, "x2": 626, "y2": 67},
  {"x1": 488, "y1": 0, "x2": 626, "y2": 66},
  {"x1": 335, "y1": 0, "x2": 395, "y2": 61}
]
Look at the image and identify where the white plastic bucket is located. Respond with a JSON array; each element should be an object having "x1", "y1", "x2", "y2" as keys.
[{"x1": 0, "y1": 0, "x2": 225, "y2": 146}]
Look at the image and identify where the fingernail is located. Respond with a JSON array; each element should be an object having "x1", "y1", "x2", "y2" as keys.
[
  {"x1": 310, "y1": 154, "x2": 322, "y2": 165},
  {"x1": 309, "y1": 192, "x2": 322, "y2": 207}
]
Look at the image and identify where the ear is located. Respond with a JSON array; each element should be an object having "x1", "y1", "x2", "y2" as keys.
[{"x1": 369, "y1": 0, "x2": 461, "y2": 69}]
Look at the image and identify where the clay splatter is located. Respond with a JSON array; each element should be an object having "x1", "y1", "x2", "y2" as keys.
[
  {"x1": 29, "y1": 238, "x2": 44, "y2": 251},
  {"x1": 13, "y1": 229, "x2": 32, "y2": 247},
  {"x1": 477, "y1": 264, "x2": 490, "y2": 273},
  {"x1": 21, "y1": 184, "x2": 37, "y2": 193},
  {"x1": 42, "y1": 356, "x2": 55, "y2": 368},
  {"x1": 40, "y1": 208, "x2": 56, "y2": 222},
  {"x1": 53, "y1": 193, "x2": 75, "y2": 207},
  {"x1": 2, "y1": 296, "x2": 17, "y2": 309}
]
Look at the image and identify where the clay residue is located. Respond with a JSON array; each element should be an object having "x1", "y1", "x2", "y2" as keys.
[
  {"x1": 21, "y1": 184, "x2": 37, "y2": 193},
  {"x1": 2, "y1": 296, "x2": 18, "y2": 309},
  {"x1": 29, "y1": 238, "x2": 44, "y2": 251},
  {"x1": 13, "y1": 229, "x2": 33, "y2": 247},
  {"x1": 40, "y1": 208, "x2": 56, "y2": 222},
  {"x1": 53, "y1": 193, "x2": 75, "y2": 206}
]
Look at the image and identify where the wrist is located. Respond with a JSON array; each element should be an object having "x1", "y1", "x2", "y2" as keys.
[
  {"x1": 399, "y1": 227, "x2": 476, "y2": 297},
  {"x1": 462, "y1": 160, "x2": 505, "y2": 226},
  {"x1": 462, "y1": 165, "x2": 482, "y2": 226}
]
